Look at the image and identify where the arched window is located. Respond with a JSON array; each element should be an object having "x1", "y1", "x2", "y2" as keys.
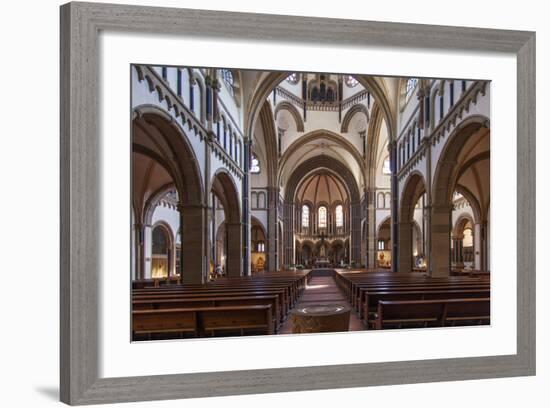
[
  {"x1": 406, "y1": 78, "x2": 418, "y2": 99},
  {"x1": 318, "y1": 206, "x2": 327, "y2": 229},
  {"x1": 286, "y1": 73, "x2": 299, "y2": 84},
  {"x1": 345, "y1": 75, "x2": 358, "y2": 88},
  {"x1": 152, "y1": 226, "x2": 170, "y2": 278},
  {"x1": 250, "y1": 153, "x2": 260, "y2": 174},
  {"x1": 463, "y1": 228, "x2": 473, "y2": 247},
  {"x1": 378, "y1": 240, "x2": 385, "y2": 250},
  {"x1": 301, "y1": 205, "x2": 310, "y2": 228},
  {"x1": 335, "y1": 205, "x2": 343, "y2": 227},
  {"x1": 219, "y1": 69, "x2": 234, "y2": 95},
  {"x1": 382, "y1": 157, "x2": 391, "y2": 175}
]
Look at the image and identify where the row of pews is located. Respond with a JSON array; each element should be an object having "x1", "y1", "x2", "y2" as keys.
[
  {"x1": 131, "y1": 271, "x2": 312, "y2": 340},
  {"x1": 334, "y1": 270, "x2": 490, "y2": 330}
]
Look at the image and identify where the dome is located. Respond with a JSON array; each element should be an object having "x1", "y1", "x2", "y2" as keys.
[{"x1": 296, "y1": 171, "x2": 349, "y2": 204}]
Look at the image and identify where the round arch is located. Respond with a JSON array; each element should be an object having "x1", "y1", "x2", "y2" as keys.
[
  {"x1": 211, "y1": 169, "x2": 242, "y2": 277},
  {"x1": 278, "y1": 129, "x2": 364, "y2": 185},
  {"x1": 341, "y1": 103, "x2": 369, "y2": 133},
  {"x1": 132, "y1": 104, "x2": 204, "y2": 207},
  {"x1": 283, "y1": 156, "x2": 362, "y2": 266},
  {"x1": 274, "y1": 101, "x2": 305, "y2": 132},
  {"x1": 245, "y1": 72, "x2": 395, "y2": 159},
  {"x1": 132, "y1": 105, "x2": 205, "y2": 283},
  {"x1": 398, "y1": 171, "x2": 427, "y2": 273},
  {"x1": 150, "y1": 221, "x2": 174, "y2": 278},
  {"x1": 431, "y1": 115, "x2": 490, "y2": 276}
]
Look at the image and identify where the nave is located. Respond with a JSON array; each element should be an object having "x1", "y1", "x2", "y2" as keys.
[
  {"x1": 131, "y1": 65, "x2": 491, "y2": 339},
  {"x1": 131, "y1": 268, "x2": 489, "y2": 340}
]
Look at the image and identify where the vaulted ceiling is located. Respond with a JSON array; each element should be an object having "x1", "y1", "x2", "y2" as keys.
[{"x1": 296, "y1": 172, "x2": 349, "y2": 205}]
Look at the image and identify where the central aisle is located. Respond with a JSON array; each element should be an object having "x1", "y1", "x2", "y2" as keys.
[{"x1": 279, "y1": 274, "x2": 366, "y2": 334}]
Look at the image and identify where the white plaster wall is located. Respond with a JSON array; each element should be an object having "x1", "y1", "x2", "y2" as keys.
[
  {"x1": 341, "y1": 81, "x2": 366, "y2": 100},
  {"x1": 375, "y1": 209, "x2": 391, "y2": 231},
  {"x1": 251, "y1": 209, "x2": 268, "y2": 232},
  {"x1": 278, "y1": 76, "x2": 302, "y2": 97}
]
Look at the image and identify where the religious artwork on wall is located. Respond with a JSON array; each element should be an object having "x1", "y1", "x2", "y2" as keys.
[{"x1": 130, "y1": 64, "x2": 491, "y2": 341}]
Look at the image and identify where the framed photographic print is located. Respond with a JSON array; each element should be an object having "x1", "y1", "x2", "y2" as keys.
[{"x1": 60, "y1": 1, "x2": 536, "y2": 405}]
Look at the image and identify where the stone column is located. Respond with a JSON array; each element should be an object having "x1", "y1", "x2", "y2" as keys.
[
  {"x1": 143, "y1": 224, "x2": 152, "y2": 279},
  {"x1": 225, "y1": 222, "x2": 243, "y2": 277},
  {"x1": 366, "y1": 190, "x2": 376, "y2": 269},
  {"x1": 478, "y1": 221, "x2": 489, "y2": 271},
  {"x1": 474, "y1": 223, "x2": 482, "y2": 270},
  {"x1": 398, "y1": 221, "x2": 413, "y2": 273},
  {"x1": 457, "y1": 236, "x2": 464, "y2": 267},
  {"x1": 283, "y1": 201, "x2": 295, "y2": 268},
  {"x1": 430, "y1": 204, "x2": 452, "y2": 277},
  {"x1": 178, "y1": 203, "x2": 206, "y2": 284},
  {"x1": 135, "y1": 222, "x2": 145, "y2": 280},
  {"x1": 267, "y1": 186, "x2": 279, "y2": 272},
  {"x1": 351, "y1": 201, "x2": 361, "y2": 265},
  {"x1": 242, "y1": 139, "x2": 252, "y2": 276},
  {"x1": 389, "y1": 140, "x2": 399, "y2": 273}
]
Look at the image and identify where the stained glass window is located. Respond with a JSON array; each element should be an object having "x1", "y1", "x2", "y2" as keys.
[
  {"x1": 406, "y1": 78, "x2": 418, "y2": 99},
  {"x1": 250, "y1": 154, "x2": 260, "y2": 174},
  {"x1": 302, "y1": 205, "x2": 309, "y2": 228},
  {"x1": 318, "y1": 206, "x2": 327, "y2": 228},
  {"x1": 286, "y1": 73, "x2": 299, "y2": 84},
  {"x1": 335, "y1": 205, "x2": 343, "y2": 227},
  {"x1": 382, "y1": 158, "x2": 391, "y2": 174},
  {"x1": 345, "y1": 75, "x2": 358, "y2": 87},
  {"x1": 220, "y1": 69, "x2": 234, "y2": 95}
]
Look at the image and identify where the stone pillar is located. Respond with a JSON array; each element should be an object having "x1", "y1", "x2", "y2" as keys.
[
  {"x1": 474, "y1": 223, "x2": 482, "y2": 270},
  {"x1": 242, "y1": 139, "x2": 252, "y2": 276},
  {"x1": 351, "y1": 201, "x2": 361, "y2": 265},
  {"x1": 267, "y1": 187, "x2": 279, "y2": 272},
  {"x1": 389, "y1": 140, "x2": 399, "y2": 273},
  {"x1": 226, "y1": 222, "x2": 243, "y2": 277},
  {"x1": 178, "y1": 203, "x2": 206, "y2": 284},
  {"x1": 135, "y1": 222, "x2": 145, "y2": 280},
  {"x1": 366, "y1": 191, "x2": 376, "y2": 269},
  {"x1": 430, "y1": 204, "x2": 452, "y2": 277},
  {"x1": 398, "y1": 221, "x2": 413, "y2": 273},
  {"x1": 479, "y1": 221, "x2": 489, "y2": 271},
  {"x1": 143, "y1": 224, "x2": 152, "y2": 279},
  {"x1": 283, "y1": 201, "x2": 295, "y2": 268},
  {"x1": 458, "y1": 237, "x2": 464, "y2": 267}
]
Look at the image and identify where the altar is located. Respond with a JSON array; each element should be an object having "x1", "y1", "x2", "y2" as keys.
[{"x1": 314, "y1": 258, "x2": 330, "y2": 268}]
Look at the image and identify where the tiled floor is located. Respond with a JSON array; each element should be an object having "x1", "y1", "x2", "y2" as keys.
[{"x1": 279, "y1": 275, "x2": 366, "y2": 334}]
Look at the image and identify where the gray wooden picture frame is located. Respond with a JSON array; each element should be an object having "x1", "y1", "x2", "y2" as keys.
[{"x1": 60, "y1": 2, "x2": 536, "y2": 405}]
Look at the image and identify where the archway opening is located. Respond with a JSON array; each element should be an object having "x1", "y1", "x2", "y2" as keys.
[
  {"x1": 398, "y1": 173, "x2": 426, "y2": 273},
  {"x1": 377, "y1": 217, "x2": 392, "y2": 268},
  {"x1": 432, "y1": 120, "x2": 490, "y2": 276},
  {"x1": 211, "y1": 171, "x2": 242, "y2": 277},
  {"x1": 132, "y1": 108, "x2": 205, "y2": 283},
  {"x1": 151, "y1": 225, "x2": 172, "y2": 278},
  {"x1": 251, "y1": 218, "x2": 267, "y2": 273}
]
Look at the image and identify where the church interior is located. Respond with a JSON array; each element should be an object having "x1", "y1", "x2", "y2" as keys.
[{"x1": 131, "y1": 65, "x2": 490, "y2": 340}]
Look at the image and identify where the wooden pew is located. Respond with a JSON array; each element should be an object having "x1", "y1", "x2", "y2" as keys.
[
  {"x1": 132, "y1": 305, "x2": 274, "y2": 340},
  {"x1": 360, "y1": 288, "x2": 490, "y2": 320},
  {"x1": 133, "y1": 288, "x2": 289, "y2": 317},
  {"x1": 133, "y1": 294, "x2": 281, "y2": 328},
  {"x1": 356, "y1": 283, "x2": 490, "y2": 315},
  {"x1": 350, "y1": 278, "x2": 489, "y2": 309},
  {"x1": 371, "y1": 298, "x2": 490, "y2": 330}
]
